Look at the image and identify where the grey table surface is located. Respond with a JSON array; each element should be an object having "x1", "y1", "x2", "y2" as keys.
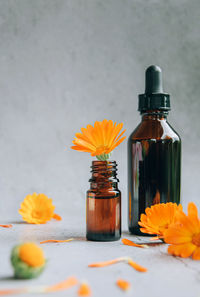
[{"x1": 1, "y1": 212, "x2": 200, "y2": 297}]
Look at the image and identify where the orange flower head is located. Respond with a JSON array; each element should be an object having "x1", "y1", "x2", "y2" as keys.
[
  {"x1": 164, "y1": 202, "x2": 200, "y2": 260},
  {"x1": 138, "y1": 202, "x2": 183, "y2": 237},
  {"x1": 19, "y1": 192, "x2": 61, "y2": 224},
  {"x1": 11, "y1": 242, "x2": 46, "y2": 279},
  {"x1": 19, "y1": 242, "x2": 45, "y2": 267},
  {"x1": 71, "y1": 119, "x2": 126, "y2": 160}
]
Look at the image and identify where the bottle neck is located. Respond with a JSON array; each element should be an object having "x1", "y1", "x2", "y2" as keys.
[
  {"x1": 141, "y1": 110, "x2": 168, "y2": 121},
  {"x1": 89, "y1": 160, "x2": 119, "y2": 190}
]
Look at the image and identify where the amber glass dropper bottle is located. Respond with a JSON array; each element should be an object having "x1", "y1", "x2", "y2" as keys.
[{"x1": 128, "y1": 65, "x2": 181, "y2": 235}]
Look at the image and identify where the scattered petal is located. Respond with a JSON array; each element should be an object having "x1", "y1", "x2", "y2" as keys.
[
  {"x1": 88, "y1": 257, "x2": 125, "y2": 268},
  {"x1": 78, "y1": 282, "x2": 91, "y2": 296},
  {"x1": 0, "y1": 224, "x2": 12, "y2": 228},
  {"x1": 53, "y1": 213, "x2": 62, "y2": 221},
  {"x1": 116, "y1": 279, "x2": 131, "y2": 291},
  {"x1": 0, "y1": 288, "x2": 27, "y2": 296},
  {"x1": 149, "y1": 236, "x2": 161, "y2": 241},
  {"x1": 127, "y1": 259, "x2": 147, "y2": 272},
  {"x1": 122, "y1": 238, "x2": 148, "y2": 248},
  {"x1": 46, "y1": 276, "x2": 78, "y2": 292},
  {"x1": 40, "y1": 238, "x2": 74, "y2": 244},
  {"x1": 0, "y1": 277, "x2": 78, "y2": 295}
]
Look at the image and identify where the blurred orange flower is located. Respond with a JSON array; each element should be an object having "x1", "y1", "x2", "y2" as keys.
[
  {"x1": 71, "y1": 119, "x2": 126, "y2": 160},
  {"x1": 164, "y1": 202, "x2": 200, "y2": 260},
  {"x1": 19, "y1": 193, "x2": 61, "y2": 224},
  {"x1": 19, "y1": 242, "x2": 45, "y2": 267},
  {"x1": 138, "y1": 202, "x2": 183, "y2": 238}
]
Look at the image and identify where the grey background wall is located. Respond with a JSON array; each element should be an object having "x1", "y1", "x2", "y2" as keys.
[{"x1": 0, "y1": 0, "x2": 199, "y2": 228}]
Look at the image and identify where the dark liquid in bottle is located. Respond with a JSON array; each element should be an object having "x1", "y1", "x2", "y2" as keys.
[
  {"x1": 87, "y1": 194, "x2": 121, "y2": 241},
  {"x1": 128, "y1": 136, "x2": 181, "y2": 235}
]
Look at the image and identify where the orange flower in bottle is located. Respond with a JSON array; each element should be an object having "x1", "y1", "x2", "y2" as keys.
[
  {"x1": 138, "y1": 202, "x2": 183, "y2": 238},
  {"x1": 19, "y1": 193, "x2": 61, "y2": 224},
  {"x1": 71, "y1": 119, "x2": 126, "y2": 160},
  {"x1": 164, "y1": 202, "x2": 200, "y2": 260}
]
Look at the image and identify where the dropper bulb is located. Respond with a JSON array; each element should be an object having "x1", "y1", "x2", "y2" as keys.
[{"x1": 145, "y1": 65, "x2": 163, "y2": 94}]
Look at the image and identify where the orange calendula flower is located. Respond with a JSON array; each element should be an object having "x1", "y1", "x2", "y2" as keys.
[
  {"x1": 19, "y1": 193, "x2": 61, "y2": 224},
  {"x1": 11, "y1": 242, "x2": 46, "y2": 279},
  {"x1": 78, "y1": 282, "x2": 91, "y2": 296},
  {"x1": 164, "y1": 202, "x2": 200, "y2": 260},
  {"x1": 116, "y1": 279, "x2": 131, "y2": 291},
  {"x1": 71, "y1": 119, "x2": 126, "y2": 161},
  {"x1": 138, "y1": 202, "x2": 183, "y2": 238}
]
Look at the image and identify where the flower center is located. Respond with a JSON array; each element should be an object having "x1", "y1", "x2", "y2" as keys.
[
  {"x1": 192, "y1": 233, "x2": 200, "y2": 247},
  {"x1": 19, "y1": 243, "x2": 45, "y2": 267}
]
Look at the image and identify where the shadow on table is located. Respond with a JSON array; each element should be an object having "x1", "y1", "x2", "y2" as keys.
[{"x1": 0, "y1": 276, "x2": 17, "y2": 281}]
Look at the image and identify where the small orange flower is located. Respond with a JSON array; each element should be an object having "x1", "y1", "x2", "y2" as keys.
[
  {"x1": 19, "y1": 193, "x2": 61, "y2": 224},
  {"x1": 116, "y1": 279, "x2": 131, "y2": 291},
  {"x1": 71, "y1": 119, "x2": 126, "y2": 160},
  {"x1": 164, "y1": 202, "x2": 200, "y2": 260},
  {"x1": 138, "y1": 202, "x2": 183, "y2": 238}
]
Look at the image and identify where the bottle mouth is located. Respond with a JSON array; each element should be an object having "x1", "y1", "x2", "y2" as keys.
[
  {"x1": 91, "y1": 160, "x2": 117, "y2": 172},
  {"x1": 92, "y1": 160, "x2": 116, "y2": 165}
]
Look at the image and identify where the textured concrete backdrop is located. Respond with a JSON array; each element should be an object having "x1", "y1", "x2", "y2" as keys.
[{"x1": 0, "y1": 0, "x2": 200, "y2": 227}]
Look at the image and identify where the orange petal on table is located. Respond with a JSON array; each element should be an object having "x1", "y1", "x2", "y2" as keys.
[
  {"x1": 122, "y1": 238, "x2": 148, "y2": 248},
  {"x1": 88, "y1": 257, "x2": 125, "y2": 268},
  {"x1": 78, "y1": 283, "x2": 91, "y2": 296},
  {"x1": 116, "y1": 279, "x2": 131, "y2": 291},
  {"x1": 40, "y1": 238, "x2": 74, "y2": 244},
  {"x1": 0, "y1": 288, "x2": 27, "y2": 296},
  {"x1": 45, "y1": 276, "x2": 78, "y2": 292},
  {"x1": 53, "y1": 213, "x2": 62, "y2": 221},
  {"x1": 0, "y1": 224, "x2": 12, "y2": 228},
  {"x1": 150, "y1": 236, "x2": 161, "y2": 241},
  {"x1": 127, "y1": 259, "x2": 147, "y2": 272}
]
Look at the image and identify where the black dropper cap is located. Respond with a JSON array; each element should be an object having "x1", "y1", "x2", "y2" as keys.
[{"x1": 138, "y1": 65, "x2": 170, "y2": 113}]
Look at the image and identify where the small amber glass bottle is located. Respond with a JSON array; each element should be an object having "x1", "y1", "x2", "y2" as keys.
[{"x1": 86, "y1": 160, "x2": 121, "y2": 241}]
